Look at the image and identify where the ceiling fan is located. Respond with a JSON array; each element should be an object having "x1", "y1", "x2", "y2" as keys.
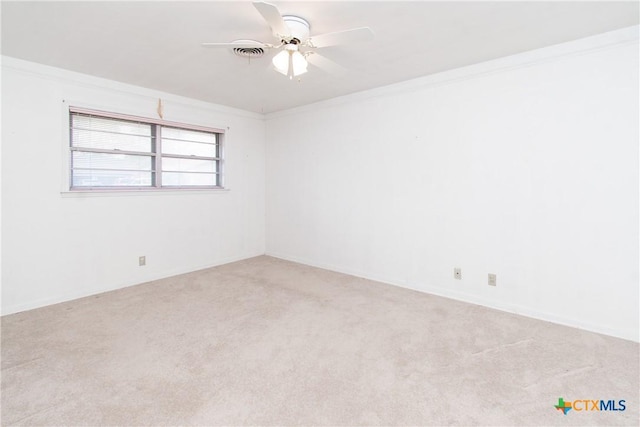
[{"x1": 202, "y1": 1, "x2": 374, "y2": 79}]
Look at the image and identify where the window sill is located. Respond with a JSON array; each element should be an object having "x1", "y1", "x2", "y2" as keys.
[{"x1": 61, "y1": 188, "x2": 230, "y2": 198}]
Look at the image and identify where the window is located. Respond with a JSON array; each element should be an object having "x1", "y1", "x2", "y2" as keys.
[{"x1": 69, "y1": 107, "x2": 224, "y2": 190}]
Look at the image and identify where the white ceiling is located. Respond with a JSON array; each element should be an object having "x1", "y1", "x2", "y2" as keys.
[{"x1": 2, "y1": 1, "x2": 638, "y2": 113}]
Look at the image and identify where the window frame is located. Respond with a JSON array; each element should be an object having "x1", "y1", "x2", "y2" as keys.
[{"x1": 68, "y1": 106, "x2": 225, "y2": 192}]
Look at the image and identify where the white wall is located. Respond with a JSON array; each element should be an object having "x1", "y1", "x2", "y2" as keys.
[
  {"x1": 265, "y1": 28, "x2": 639, "y2": 342},
  {"x1": 1, "y1": 57, "x2": 266, "y2": 314}
]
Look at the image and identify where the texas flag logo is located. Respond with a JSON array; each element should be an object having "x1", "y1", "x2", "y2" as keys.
[{"x1": 555, "y1": 397, "x2": 572, "y2": 415}]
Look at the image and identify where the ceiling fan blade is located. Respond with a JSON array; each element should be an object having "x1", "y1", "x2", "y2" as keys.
[
  {"x1": 253, "y1": 1, "x2": 291, "y2": 38},
  {"x1": 201, "y1": 41, "x2": 271, "y2": 49},
  {"x1": 308, "y1": 27, "x2": 374, "y2": 48},
  {"x1": 306, "y1": 53, "x2": 348, "y2": 76}
]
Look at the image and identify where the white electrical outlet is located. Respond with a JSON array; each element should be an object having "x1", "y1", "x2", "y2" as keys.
[
  {"x1": 488, "y1": 273, "x2": 497, "y2": 286},
  {"x1": 454, "y1": 268, "x2": 462, "y2": 280},
  {"x1": 139, "y1": 256, "x2": 146, "y2": 266}
]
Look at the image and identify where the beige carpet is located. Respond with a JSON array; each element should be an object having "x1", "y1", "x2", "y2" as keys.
[{"x1": 2, "y1": 256, "x2": 638, "y2": 426}]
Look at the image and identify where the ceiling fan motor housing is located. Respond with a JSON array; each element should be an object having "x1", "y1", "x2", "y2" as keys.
[{"x1": 282, "y1": 16, "x2": 310, "y2": 44}]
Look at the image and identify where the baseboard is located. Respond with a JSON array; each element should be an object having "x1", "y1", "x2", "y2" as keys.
[
  {"x1": 266, "y1": 251, "x2": 638, "y2": 343},
  {"x1": 1, "y1": 252, "x2": 265, "y2": 316}
]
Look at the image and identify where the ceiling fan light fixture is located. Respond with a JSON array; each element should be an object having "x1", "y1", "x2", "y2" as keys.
[
  {"x1": 272, "y1": 44, "x2": 308, "y2": 79},
  {"x1": 291, "y1": 50, "x2": 308, "y2": 76},
  {"x1": 272, "y1": 50, "x2": 290, "y2": 75}
]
